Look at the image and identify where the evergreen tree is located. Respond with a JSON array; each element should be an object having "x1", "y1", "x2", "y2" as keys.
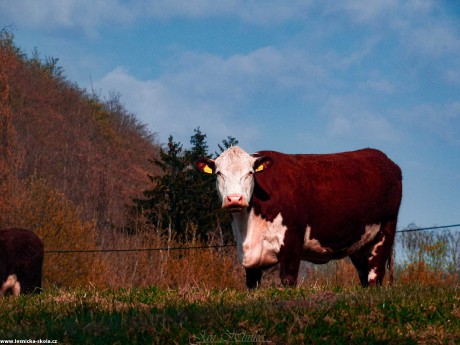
[
  {"x1": 138, "y1": 135, "x2": 188, "y2": 235},
  {"x1": 187, "y1": 127, "x2": 209, "y2": 161},
  {"x1": 216, "y1": 135, "x2": 238, "y2": 156},
  {"x1": 184, "y1": 127, "x2": 220, "y2": 239},
  {"x1": 135, "y1": 128, "x2": 237, "y2": 242}
]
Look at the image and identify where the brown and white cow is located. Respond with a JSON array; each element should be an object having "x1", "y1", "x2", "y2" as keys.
[
  {"x1": 0, "y1": 228, "x2": 44, "y2": 296},
  {"x1": 196, "y1": 146, "x2": 402, "y2": 288}
]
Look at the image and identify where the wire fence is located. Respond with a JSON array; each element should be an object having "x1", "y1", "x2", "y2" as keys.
[
  {"x1": 396, "y1": 223, "x2": 460, "y2": 233},
  {"x1": 44, "y1": 223, "x2": 460, "y2": 254},
  {"x1": 45, "y1": 244, "x2": 234, "y2": 254}
]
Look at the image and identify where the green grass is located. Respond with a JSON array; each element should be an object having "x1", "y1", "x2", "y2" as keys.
[{"x1": 0, "y1": 284, "x2": 458, "y2": 344}]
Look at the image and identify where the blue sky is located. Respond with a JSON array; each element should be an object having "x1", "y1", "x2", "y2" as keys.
[{"x1": 1, "y1": 0, "x2": 459, "y2": 229}]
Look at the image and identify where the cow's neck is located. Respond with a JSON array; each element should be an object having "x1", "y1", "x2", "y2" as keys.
[
  {"x1": 230, "y1": 209, "x2": 250, "y2": 264},
  {"x1": 230, "y1": 207, "x2": 286, "y2": 268}
]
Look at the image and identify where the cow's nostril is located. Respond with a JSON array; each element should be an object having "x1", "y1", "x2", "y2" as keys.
[{"x1": 225, "y1": 193, "x2": 246, "y2": 208}]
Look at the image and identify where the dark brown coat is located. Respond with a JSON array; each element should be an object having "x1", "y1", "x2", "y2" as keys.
[
  {"x1": 251, "y1": 148, "x2": 402, "y2": 287},
  {"x1": 0, "y1": 228, "x2": 44, "y2": 295}
]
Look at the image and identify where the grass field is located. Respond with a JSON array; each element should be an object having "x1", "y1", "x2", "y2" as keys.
[
  {"x1": 1, "y1": 229, "x2": 459, "y2": 344},
  {"x1": 0, "y1": 283, "x2": 458, "y2": 344}
]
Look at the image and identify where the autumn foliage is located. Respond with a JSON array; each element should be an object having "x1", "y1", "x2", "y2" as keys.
[
  {"x1": 0, "y1": 30, "x2": 160, "y2": 288},
  {"x1": 1, "y1": 31, "x2": 159, "y2": 231}
]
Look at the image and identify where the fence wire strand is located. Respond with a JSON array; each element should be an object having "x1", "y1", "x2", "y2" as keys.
[
  {"x1": 395, "y1": 223, "x2": 460, "y2": 233},
  {"x1": 45, "y1": 244, "x2": 235, "y2": 254}
]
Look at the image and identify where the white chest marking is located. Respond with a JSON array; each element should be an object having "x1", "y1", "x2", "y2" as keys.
[{"x1": 232, "y1": 210, "x2": 287, "y2": 268}]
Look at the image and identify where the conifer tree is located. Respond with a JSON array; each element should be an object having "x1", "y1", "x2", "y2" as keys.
[
  {"x1": 136, "y1": 128, "x2": 237, "y2": 241},
  {"x1": 184, "y1": 127, "x2": 220, "y2": 239},
  {"x1": 139, "y1": 135, "x2": 188, "y2": 235},
  {"x1": 216, "y1": 135, "x2": 238, "y2": 155}
]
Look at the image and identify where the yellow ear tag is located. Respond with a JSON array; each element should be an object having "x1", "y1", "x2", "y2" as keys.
[
  {"x1": 255, "y1": 164, "x2": 264, "y2": 172},
  {"x1": 203, "y1": 165, "x2": 213, "y2": 174}
]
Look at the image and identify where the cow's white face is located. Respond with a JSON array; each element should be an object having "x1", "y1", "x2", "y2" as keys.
[{"x1": 195, "y1": 146, "x2": 272, "y2": 212}]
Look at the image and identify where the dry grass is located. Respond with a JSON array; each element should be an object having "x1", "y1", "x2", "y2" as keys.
[
  {"x1": 40, "y1": 225, "x2": 459, "y2": 291},
  {"x1": 86, "y1": 231, "x2": 245, "y2": 290}
]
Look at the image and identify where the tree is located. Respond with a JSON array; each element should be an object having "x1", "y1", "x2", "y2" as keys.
[
  {"x1": 137, "y1": 135, "x2": 188, "y2": 236},
  {"x1": 0, "y1": 29, "x2": 23, "y2": 227},
  {"x1": 184, "y1": 127, "x2": 220, "y2": 239},
  {"x1": 135, "y1": 128, "x2": 237, "y2": 242},
  {"x1": 216, "y1": 135, "x2": 238, "y2": 156}
]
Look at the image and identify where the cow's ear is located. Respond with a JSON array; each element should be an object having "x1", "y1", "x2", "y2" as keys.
[
  {"x1": 254, "y1": 156, "x2": 273, "y2": 173},
  {"x1": 195, "y1": 158, "x2": 215, "y2": 174}
]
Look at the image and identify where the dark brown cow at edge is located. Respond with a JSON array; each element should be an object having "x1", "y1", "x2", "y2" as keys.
[
  {"x1": 0, "y1": 228, "x2": 44, "y2": 295},
  {"x1": 196, "y1": 146, "x2": 402, "y2": 288}
]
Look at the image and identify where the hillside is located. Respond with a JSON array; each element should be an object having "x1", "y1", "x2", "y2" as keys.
[
  {"x1": 1, "y1": 31, "x2": 236, "y2": 288},
  {"x1": 0, "y1": 30, "x2": 160, "y2": 233}
]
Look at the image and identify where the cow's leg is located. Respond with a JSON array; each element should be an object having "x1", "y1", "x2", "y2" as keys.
[
  {"x1": 350, "y1": 220, "x2": 397, "y2": 287},
  {"x1": 367, "y1": 220, "x2": 397, "y2": 286},
  {"x1": 349, "y1": 254, "x2": 370, "y2": 287},
  {"x1": 19, "y1": 261, "x2": 43, "y2": 294},
  {"x1": 279, "y1": 258, "x2": 301, "y2": 287},
  {"x1": 279, "y1": 234, "x2": 303, "y2": 287},
  {"x1": 12, "y1": 280, "x2": 21, "y2": 296},
  {"x1": 245, "y1": 268, "x2": 262, "y2": 289}
]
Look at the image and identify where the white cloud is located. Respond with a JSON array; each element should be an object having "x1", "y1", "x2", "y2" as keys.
[
  {"x1": 320, "y1": 96, "x2": 400, "y2": 143},
  {"x1": 360, "y1": 79, "x2": 394, "y2": 94},
  {"x1": 397, "y1": 102, "x2": 460, "y2": 146},
  {"x1": 446, "y1": 69, "x2": 460, "y2": 86},
  {"x1": 90, "y1": 45, "x2": 334, "y2": 147},
  {"x1": 92, "y1": 67, "x2": 259, "y2": 148},
  {"x1": 0, "y1": 0, "x2": 314, "y2": 34},
  {"x1": 0, "y1": 0, "x2": 135, "y2": 35},
  {"x1": 142, "y1": 0, "x2": 314, "y2": 23},
  {"x1": 167, "y1": 46, "x2": 332, "y2": 102},
  {"x1": 327, "y1": 0, "x2": 401, "y2": 24},
  {"x1": 403, "y1": 24, "x2": 460, "y2": 59},
  {"x1": 338, "y1": 36, "x2": 381, "y2": 69}
]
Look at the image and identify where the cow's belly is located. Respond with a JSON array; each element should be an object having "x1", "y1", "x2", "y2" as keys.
[
  {"x1": 302, "y1": 224, "x2": 381, "y2": 264},
  {"x1": 233, "y1": 211, "x2": 381, "y2": 268}
]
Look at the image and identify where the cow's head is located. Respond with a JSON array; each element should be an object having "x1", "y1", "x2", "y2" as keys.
[{"x1": 195, "y1": 146, "x2": 272, "y2": 212}]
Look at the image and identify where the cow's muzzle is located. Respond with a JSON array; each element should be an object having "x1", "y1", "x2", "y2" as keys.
[{"x1": 223, "y1": 193, "x2": 248, "y2": 212}]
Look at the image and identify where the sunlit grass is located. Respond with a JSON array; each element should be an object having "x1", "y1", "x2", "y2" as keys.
[{"x1": 1, "y1": 283, "x2": 458, "y2": 344}]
